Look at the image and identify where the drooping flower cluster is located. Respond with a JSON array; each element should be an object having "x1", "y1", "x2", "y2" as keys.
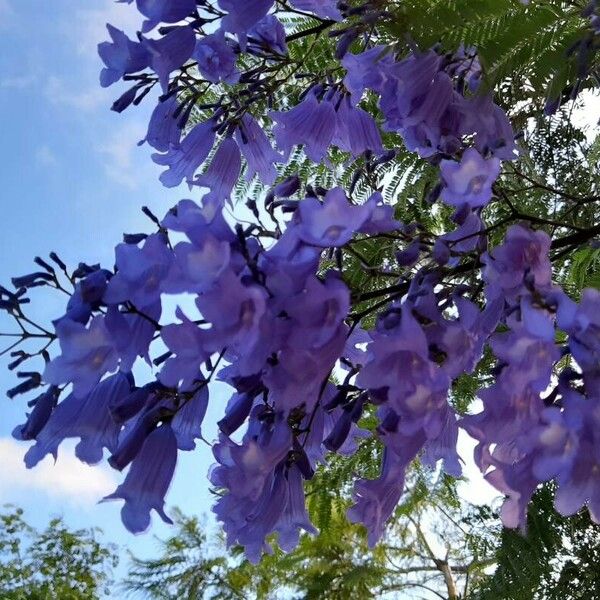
[
  {"x1": 4, "y1": 0, "x2": 600, "y2": 564},
  {"x1": 462, "y1": 226, "x2": 600, "y2": 527}
]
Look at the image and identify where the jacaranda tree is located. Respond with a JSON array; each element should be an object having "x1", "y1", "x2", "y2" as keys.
[{"x1": 3, "y1": 0, "x2": 600, "y2": 577}]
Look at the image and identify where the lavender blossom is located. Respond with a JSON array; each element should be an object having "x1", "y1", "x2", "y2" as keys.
[
  {"x1": 333, "y1": 94, "x2": 383, "y2": 157},
  {"x1": 24, "y1": 373, "x2": 132, "y2": 467},
  {"x1": 98, "y1": 25, "x2": 150, "y2": 88},
  {"x1": 270, "y1": 90, "x2": 336, "y2": 163},
  {"x1": 103, "y1": 233, "x2": 172, "y2": 309},
  {"x1": 219, "y1": 0, "x2": 274, "y2": 46},
  {"x1": 172, "y1": 386, "x2": 209, "y2": 450},
  {"x1": 144, "y1": 26, "x2": 196, "y2": 92},
  {"x1": 482, "y1": 224, "x2": 552, "y2": 302},
  {"x1": 295, "y1": 187, "x2": 370, "y2": 247},
  {"x1": 193, "y1": 137, "x2": 241, "y2": 206},
  {"x1": 249, "y1": 15, "x2": 287, "y2": 55},
  {"x1": 140, "y1": 96, "x2": 182, "y2": 152},
  {"x1": 104, "y1": 423, "x2": 177, "y2": 533},
  {"x1": 194, "y1": 31, "x2": 240, "y2": 84},
  {"x1": 153, "y1": 119, "x2": 216, "y2": 187},
  {"x1": 440, "y1": 148, "x2": 501, "y2": 208},
  {"x1": 44, "y1": 317, "x2": 119, "y2": 397},
  {"x1": 289, "y1": 0, "x2": 342, "y2": 21},
  {"x1": 235, "y1": 114, "x2": 282, "y2": 185},
  {"x1": 137, "y1": 0, "x2": 197, "y2": 32}
]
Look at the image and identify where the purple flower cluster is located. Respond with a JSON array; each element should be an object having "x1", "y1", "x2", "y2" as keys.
[
  {"x1": 11, "y1": 182, "x2": 399, "y2": 554},
  {"x1": 7, "y1": 0, "x2": 600, "y2": 564},
  {"x1": 462, "y1": 226, "x2": 600, "y2": 528},
  {"x1": 349, "y1": 272, "x2": 501, "y2": 545}
]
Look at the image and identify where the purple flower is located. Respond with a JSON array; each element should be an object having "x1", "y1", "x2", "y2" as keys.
[
  {"x1": 401, "y1": 72, "x2": 459, "y2": 158},
  {"x1": 295, "y1": 187, "x2": 370, "y2": 247},
  {"x1": 462, "y1": 94, "x2": 519, "y2": 161},
  {"x1": 159, "y1": 309, "x2": 212, "y2": 390},
  {"x1": 358, "y1": 307, "x2": 449, "y2": 427},
  {"x1": 109, "y1": 381, "x2": 160, "y2": 425},
  {"x1": 193, "y1": 137, "x2": 241, "y2": 206},
  {"x1": 108, "y1": 401, "x2": 165, "y2": 471},
  {"x1": 153, "y1": 119, "x2": 216, "y2": 187},
  {"x1": 421, "y1": 294, "x2": 501, "y2": 379},
  {"x1": 222, "y1": 464, "x2": 289, "y2": 562},
  {"x1": 23, "y1": 373, "x2": 132, "y2": 467},
  {"x1": 483, "y1": 224, "x2": 552, "y2": 302},
  {"x1": 195, "y1": 269, "x2": 268, "y2": 353},
  {"x1": 552, "y1": 393, "x2": 600, "y2": 522},
  {"x1": 194, "y1": 31, "x2": 240, "y2": 84},
  {"x1": 289, "y1": 0, "x2": 342, "y2": 21},
  {"x1": 140, "y1": 96, "x2": 182, "y2": 152},
  {"x1": 530, "y1": 405, "x2": 579, "y2": 483},
  {"x1": 164, "y1": 235, "x2": 231, "y2": 294},
  {"x1": 162, "y1": 199, "x2": 235, "y2": 245},
  {"x1": 448, "y1": 45, "x2": 483, "y2": 92},
  {"x1": 270, "y1": 90, "x2": 337, "y2": 163},
  {"x1": 218, "y1": 391, "x2": 256, "y2": 436},
  {"x1": 434, "y1": 210, "x2": 484, "y2": 265},
  {"x1": 58, "y1": 269, "x2": 110, "y2": 325},
  {"x1": 379, "y1": 50, "x2": 442, "y2": 131},
  {"x1": 333, "y1": 94, "x2": 383, "y2": 157},
  {"x1": 172, "y1": 386, "x2": 209, "y2": 450},
  {"x1": 556, "y1": 288, "x2": 600, "y2": 389},
  {"x1": 104, "y1": 423, "x2": 177, "y2": 533},
  {"x1": 12, "y1": 387, "x2": 59, "y2": 441},
  {"x1": 359, "y1": 191, "x2": 402, "y2": 235},
  {"x1": 484, "y1": 452, "x2": 539, "y2": 530},
  {"x1": 249, "y1": 15, "x2": 287, "y2": 55},
  {"x1": 421, "y1": 405, "x2": 461, "y2": 477},
  {"x1": 275, "y1": 465, "x2": 317, "y2": 552},
  {"x1": 263, "y1": 323, "x2": 347, "y2": 414},
  {"x1": 98, "y1": 25, "x2": 150, "y2": 88},
  {"x1": 211, "y1": 415, "x2": 292, "y2": 501},
  {"x1": 137, "y1": 0, "x2": 197, "y2": 32},
  {"x1": 44, "y1": 317, "x2": 119, "y2": 397},
  {"x1": 235, "y1": 114, "x2": 282, "y2": 185},
  {"x1": 348, "y1": 445, "x2": 419, "y2": 546},
  {"x1": 219, "y1": 0, "x2": 274, "y2": 46},
  {"x1": 103, "y1": 233, "x2": 172, "y2": 309},
  {"x1": 144, "y1": 26, "x2": 196, "y2": 92},
  {"x1": 440, "y1": 148, "x2": 501, "y2": 208},
  {"x1": 342, "y1": 45, "x2": 395, "y2": 105},
  {"x1": 285, "y1": 272, "x2": 349, "y2": 349},
  {"x1": 105, "y1": 304, "x2": 160, "y2": 371}
]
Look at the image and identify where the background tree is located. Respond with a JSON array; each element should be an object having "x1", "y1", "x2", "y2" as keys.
[
  {"x1": 0, "y1": 505, "x2": 119, "y2": 600},
  {"x1": 124, "y1": 464, "x2": 498, "y2": 599}
]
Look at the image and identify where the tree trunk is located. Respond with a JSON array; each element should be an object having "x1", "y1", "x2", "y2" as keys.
[{"x1": 437, "y1": 560, "x2": 458, "y2": 600}]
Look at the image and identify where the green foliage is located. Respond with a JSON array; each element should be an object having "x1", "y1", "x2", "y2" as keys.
[
  {"x1": 388, "y1": 0, "x2": 590, "y2": 101},
  {"x1": 125, "y1": 476, "x2": 498, "y2": 600},
  {"x1": 124, "y1": 509, "x2": 244, "y2": 600},
  {"x1": 473, "y1": 486, "x2": 600, "y2": 600},
  {"x1": 0, "y1": 505, "x2": 118, "y2": 600}
]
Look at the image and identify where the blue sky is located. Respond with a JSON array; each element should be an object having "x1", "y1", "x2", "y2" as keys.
[{"x1": 0, "y1": 0, "x2": 230, "y2": 577}]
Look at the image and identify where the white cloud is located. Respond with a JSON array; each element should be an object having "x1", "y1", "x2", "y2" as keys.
[
  {"x1": 0, "y1": 437, "x2": 117, "y2": 509},
  {"x1": 98, "y1": 120, "x2": 148, "y2": 189},
  {"x1": 44, "y1": 75, "x2": 106, "y2": 111},
  {"x1": 0, "y1": 74, "x2": 35, "y2": 90}
]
